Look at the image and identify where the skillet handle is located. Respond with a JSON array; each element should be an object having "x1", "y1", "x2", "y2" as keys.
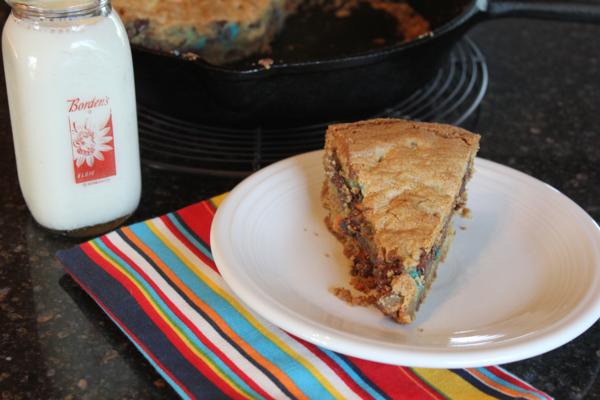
[{"x1": 486, "y1": 0, "x2": 600, "y2": 22}]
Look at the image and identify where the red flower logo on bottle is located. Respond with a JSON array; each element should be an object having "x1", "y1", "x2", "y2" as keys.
[
  {"x1": 67, "y1": 96, "x2": 117, "y2": 184},
  {"x1": 71, "y1": 117, "x2": 113, "y2": 167}
]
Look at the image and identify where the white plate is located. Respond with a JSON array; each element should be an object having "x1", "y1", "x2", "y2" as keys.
[{"x1": 211, "y1": 150, "x2": 600, "y2": 368}]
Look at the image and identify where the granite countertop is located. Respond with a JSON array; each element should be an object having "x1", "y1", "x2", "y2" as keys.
[{"x1": 1, "y1": 13, "x2": 600, "y2": 400}]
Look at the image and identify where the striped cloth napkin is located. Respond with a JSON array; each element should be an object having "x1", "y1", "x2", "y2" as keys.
[{"x1": 57, "y1": 194, "x2": 552, "y2": 400}]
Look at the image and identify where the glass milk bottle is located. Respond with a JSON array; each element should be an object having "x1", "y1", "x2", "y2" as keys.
[{"x1": 2, "y1": 0, "x2": 141, "y2": 237}]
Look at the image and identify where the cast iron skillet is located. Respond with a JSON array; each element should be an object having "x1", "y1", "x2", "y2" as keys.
[{"x1": 132, "y1": 0, "x2": 600, "y2": 127}]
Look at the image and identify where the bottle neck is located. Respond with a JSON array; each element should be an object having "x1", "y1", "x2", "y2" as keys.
[{"x1": 7, "y1": 0, "x2": 111, "y2": 20}]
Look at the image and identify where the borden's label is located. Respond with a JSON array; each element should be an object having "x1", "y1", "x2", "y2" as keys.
[{"x1": 67, "y1": 96, "x2": 116, "y2": 184}]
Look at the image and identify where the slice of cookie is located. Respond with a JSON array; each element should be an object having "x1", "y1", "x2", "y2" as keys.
[{"x1": 322, "y1": 118, "x2": 480, "y2": 323}]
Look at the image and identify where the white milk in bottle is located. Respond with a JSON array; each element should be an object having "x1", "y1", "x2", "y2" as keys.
[{"x1": 2, "y1": 0, "x2": 141, "y2": 236}]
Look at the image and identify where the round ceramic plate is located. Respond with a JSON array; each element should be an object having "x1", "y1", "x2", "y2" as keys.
[{"x1": 211, "y1": 150, "x2": 600, "y2": 368}]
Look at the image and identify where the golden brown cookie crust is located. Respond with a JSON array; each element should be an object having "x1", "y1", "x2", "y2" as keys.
[
  {"x1": 114, "y1": 0, "x2": 283, "y2": 33},
  {"x1": 325, "y1": 118, "x2": 480, "y2": 267}
]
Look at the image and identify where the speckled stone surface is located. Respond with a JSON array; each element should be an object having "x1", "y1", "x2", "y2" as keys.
[{"x1": 1, "y1": 11, "x2": 600, "y2": 400}]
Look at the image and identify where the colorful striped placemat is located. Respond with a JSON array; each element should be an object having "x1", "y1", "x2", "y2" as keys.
[{"x1": 57, "y1": 194, "x2": 552, "y2": 400}]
